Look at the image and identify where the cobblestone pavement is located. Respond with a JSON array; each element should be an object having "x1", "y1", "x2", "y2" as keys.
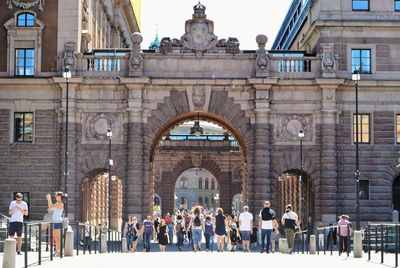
[{"x1": 0, "y1": 250, "x2": 398, "y2": 268}]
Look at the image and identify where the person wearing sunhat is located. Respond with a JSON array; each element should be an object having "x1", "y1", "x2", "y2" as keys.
[
  {"x1": 337, "y1": 214, "x2": 352, "y2": 255},
  {"x1": 8, "y1": 192, "x2": 28, "y2": 255},
  {"x1": 258, "y1": 200, "x2": 276, "y2": 253}
]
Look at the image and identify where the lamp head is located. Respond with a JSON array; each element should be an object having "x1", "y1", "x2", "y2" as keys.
[
  {"x1": 190, "y1": 121, "x2": 203, "y2": 137},
  {"x1": 298, "y1": 129, "x2": 305, "y2": 139},
  {"x1": 352, "y1": 69, "x2": 360, "y2": 82},
  {"x1": 106, "y1": 128, "x2": 113, "y2": 137},
  {"x1": 63, "y1": 67, "x2": 72, "y2": 79}
]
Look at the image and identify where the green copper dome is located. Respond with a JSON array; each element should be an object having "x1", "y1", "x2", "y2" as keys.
[{"x1": 149, "y1": 35, "x2": 160, "y2": 49}]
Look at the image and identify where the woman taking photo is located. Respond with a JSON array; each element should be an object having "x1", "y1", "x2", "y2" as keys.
[{"x1": 47, "y1": 192, "x2": 64, "y2": 256}]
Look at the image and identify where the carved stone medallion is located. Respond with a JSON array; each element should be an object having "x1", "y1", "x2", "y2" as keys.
[
  {"x1": 82, "y1": 112, "x2": 122, "y2": 144},
  {"x1": 192, "y1": 85, "x2": 205, "y2": 110},
  {"x1": 275, "y1": 114, "x2": 313, "y2": 142}
]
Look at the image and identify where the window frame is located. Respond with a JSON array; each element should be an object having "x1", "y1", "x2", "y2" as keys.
[
  {"x1": 352, "y1": 0, "x2": 370, "y2": 11},
  {"x1": 14, "y1": 112, "x2": 34, "y2": 143},
  {"x1": 353, "y1": 113, "x2": 371, "y2": 144},
  {"x1": 351, "y1": 49, "x2": 371, "y2": 74},
  {"x1": 16, "y1": 13, "x2": 35, "y2": 27},
  {"x1": 396, "y1": 114, "x2": 400, "y2": 144},
  {"x1": 358, "y1": 180, "x2": 370, "y2": 200},
  {"x1": 15, "y1": 48, "x2": 35, "y2": 77}
]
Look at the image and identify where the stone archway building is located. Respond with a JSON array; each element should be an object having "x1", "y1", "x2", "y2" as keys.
[{"x1": 1, "y1": 2, "x2": 400, "y2": 228}]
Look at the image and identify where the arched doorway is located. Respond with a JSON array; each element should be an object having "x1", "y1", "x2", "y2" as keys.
[
  {"x1": 393, "y1": 176, "x2": 400, "y2": 211},
  {"x1": 276, "y1": 169, "x2": 314, "y2": 229},
  {"x1": 81, "y1": 170, "x2": 123, "y2": 229},
  {"x1": 174, "y1": 168, "x2": 220, "y2": 212},
  {"x1": 150, "y1": 112, "x2": 248, "y2": 216}
]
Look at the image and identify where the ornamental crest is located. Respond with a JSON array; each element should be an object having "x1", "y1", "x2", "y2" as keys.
[
  {"x1": 275, "y1": 114, "x2": 313, "y2": 142},
  {"x1": 321, "y1": 51, "x2": 336, "y2": 72},
  {"x1": 192, "y1": 85, "x2": 206, "y2": 110},
  {"x1": 7, "y1": 0, "x2": 45, "y2": 11}
]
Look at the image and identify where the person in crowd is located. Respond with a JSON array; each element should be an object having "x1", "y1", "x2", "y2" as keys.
[
  {"x1": 81, "y1": 221, "x2": 92, "y2": 254},
  {"x1": 215, "y1": 207, "x2": 228, "y2": 252},
  {"x1": 270, "y1": 220, "x2": 280, "y2": 253},
  {"x1": 131, "y1": 216, "x2": 140, "y2": 252},
  {"x1": 326, "y1": 223, "x2": 337, "y2": 251},
  {"x1": 8, "y1": 192, "x2": 28, "y2": 255},
  {"x1": 124, "y1": 216, "x2": 135, "y2": 252},
  {"x1": 47, "y1": 192, "x2": 64, "y2": 257},
  {"x1": 337, "y1": 215, "x2": 352, "y2": 255},
  {"x1": 184, "y1": 212, "x2": 192, "y2": 247},
  {"x1": 153, "y1": 215, "x2": 160, "y2": 242},
  {"x1": 157, "y1": 219, "x2": 169, "y2": 252},
  {"x1": 228, "y1": 222, "x2": 240, "y2": 252},
  {"x1": 239, "y1": 205, "x2": 253, "y2": 252},
  {"x1": 203, "y1": 214, "x2": 215, "y2": 252},
  {"x1": 175, "y1": 214, "x2": 185, "y2": 251},
  {"x1": 259, "y1": 200, "x2": 276, "y2": 253},
  {"x1": 141, "y1": 215, "x2": 155, "y2": 252},
  {"x1": 189, "y1": 206, "x2": 203, "y2": 252},
  {"x1": 281, "y1": 204, "x2": 300, "y2": 254},
  {"x1": 165, "y1": 212, "x2": 175, "y2": 245}
]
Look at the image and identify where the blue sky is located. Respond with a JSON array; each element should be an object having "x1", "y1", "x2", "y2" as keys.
[{"x1": 141, "y1": 0, "x2": 293, "y2": 50}]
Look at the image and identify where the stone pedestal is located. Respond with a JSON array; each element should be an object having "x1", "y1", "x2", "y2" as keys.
[
  {"x1": 64, "y1": 229, "x2": 74, "y2": 256},
  {"x1": 353, "y1": 231, "x2": 363, "y2": 258},
  {"x1": 309, "y1": 235, "x2": 316, "y2": 254},
  {"x1": 279, "y1": 238, "x2": 289, "y2": 254},
  {"x1": 2, "y1": 239, "x2": 16, "y2": 268},
  {"x1": 121, "y1": 238, "x2": 127, "y2": 253},
  {"x1": 100, "y1": 234, "x2": 107, "y2": 253}
]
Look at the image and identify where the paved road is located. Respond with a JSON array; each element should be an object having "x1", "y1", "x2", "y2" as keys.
[{"x1": 1, "y1": 251, "x2": 397, "y2": 268}]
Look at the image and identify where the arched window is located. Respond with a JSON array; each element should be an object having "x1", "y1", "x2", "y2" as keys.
[
  {"x1": 180, "y1": 177, "x2": 188, "y2": 189},
  {"x1": 17, "y1": 13, "x2": 35, "y2": 27},
  {"x1": 199, "y1": 178, "x2": 202, "y2": 189},
  {"x1": 211, "y1": 179, "x2": 215, "y2": 190},
  {"x1": 205, "y1": 178, "x2": 209, "y2": 189},
  {"x1": 180, "y1": 197, "x2": 188, "y2": 209}
]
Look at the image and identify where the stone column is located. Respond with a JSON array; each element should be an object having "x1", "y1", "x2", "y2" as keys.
[
  {"x1": 316, "y1": 79, "x2": 344, "y2": 224},
  {"x1": 251, "y1": 82, "x2": 274, "y2": 217}
]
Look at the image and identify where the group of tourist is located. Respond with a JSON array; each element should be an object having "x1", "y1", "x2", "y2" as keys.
[{"x1": 123, "y1": 200, "x2": 302, "y2": 253}]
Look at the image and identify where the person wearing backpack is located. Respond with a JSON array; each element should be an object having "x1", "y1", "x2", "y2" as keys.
[
  {"x1": 281, "y1": 204, "x2": 300, "y2": 254},
  {"x1": 175, "y1": 214, "x2": 185, "y2": 251},
  {"x1": 203, "y1": 214, "x2": 215, "y2": 252},
  {"x1": 141, "y1": 215, "x2": 155, "y2": 252},
  {"x1": 189, "y1": 206, "x2": 203, "y2": 252},
  {"x1": 258, "y1": 200, "x2": 276, "y2": 253}
]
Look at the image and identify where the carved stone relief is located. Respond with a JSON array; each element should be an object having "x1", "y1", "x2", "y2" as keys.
[
  {"x1": 63, "y1": 42, "x2": 76, "y2": 70},
  {"x1": 82, "y1": 112, "x2": 122, "y2": 144},
  {"x1": 129, "y1": 32, "x2": 143, "y2": 72},
  {"x1": 7, "y1": 0, "x2": 45, "y2": 11},
  {"x1": 192, "y1": 85, "x2": 206, "y2": 110},
  {"x1": 275, "y1": 114, "x2": 313, "y2": 142}
]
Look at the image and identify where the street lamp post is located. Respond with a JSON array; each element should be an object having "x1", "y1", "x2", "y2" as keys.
[
  {"x1": 106, "y1": 128, "x2": 113, "y2": 232},
  {"x1": 352, "y1": 69, "x2": 361, "y2": 230},
  {"x1": 62, "y1": 67, "x2": 71, "y2": 217},
  {"x1": 298, "y1": 129, "x2": 304, "y2": 222}
]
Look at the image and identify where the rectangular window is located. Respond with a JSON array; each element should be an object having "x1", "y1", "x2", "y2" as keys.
[
  {"x1": 397, "y1": 115, "x2": 400, "y2": 143},
  {"x1": 353, "y1": 114, "x2": 370, "y2": 144},
  {"x1": 358, "y1": 180, "x2": 369, "y2": 200},
  {"x1": 396, "y1": 0, "x2": 400, "y2": 11},
  {"x1": 352, "y1": 49, "x2": 371, "y2": 74},
  {"x1": 14, "y1": 112, "x2": 33, "y2": 142},
  {"x1": 15, "y1": 48, "x2": 35, "y2": 76},
  {"x1": 352, "y1": 0, "x2": 369, "y2": 10}
]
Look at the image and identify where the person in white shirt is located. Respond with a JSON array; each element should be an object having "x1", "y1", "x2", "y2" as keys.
[
  {"x1": 258, "y1": 200, "x2": 276, "y2": 253},
  {"x1": 281, "y1": 204, "x2": 300, "y2": 254},
  {"x1": 239, "y1": 206, "x2": 253, "y2": 252},
  {"x1": 8, "y1": 192, "x2": 28, "y2": 255}
]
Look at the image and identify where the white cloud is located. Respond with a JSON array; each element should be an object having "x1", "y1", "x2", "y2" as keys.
[{"x1": 141, "y1": 0, "x2": 292, "y2": 50}]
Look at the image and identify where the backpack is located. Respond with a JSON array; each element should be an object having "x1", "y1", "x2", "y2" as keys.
[
  {"x1": 193, "y1": 215, "x2": 201, "y2": 227},
  {"x1": 230, "y1": 229, "x2": 238, "y2": 243},
  {"x1": 261, "y1": 208, "x2": 275, "y2": 221}
]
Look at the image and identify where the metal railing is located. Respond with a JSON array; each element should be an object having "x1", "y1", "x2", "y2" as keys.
[
  {"x1": 364, "y1": 223, "x2": 400, "y2": 267},
  {"x1": 316, "y1": 224, "x2": 351, "y2": 256}
]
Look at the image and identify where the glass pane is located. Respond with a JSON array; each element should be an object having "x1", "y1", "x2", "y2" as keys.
[
  {"x1": 352, "y1": 49, "x2": 360, "y2": 57},
  {"x1": 26, "y1": 14, "x2": 35, "y2": 26},
  {"x1": 17, "y1": 14, "x2": 26, "y2": 26},
  {"x1": 353, "y1": 0, "x2": 369, "y2": 10},
  {"x1": 25, "y1": 49, "x2": 34, "y2": 58},
  {"x1": 14, "y1": 113, "x2": 23, "y2": 141},
  {"x1": 362, "y1": 65, "x2": 371, "y2": 74},
  {"x1": 396, "y1": 2, "x2": 400, "y2": 11},
  {"x1": 25, "y1": 67, "x2": 34, "y2": 76},
  {"x1": 361, "y1": 50, "x2": 370, "y2": 58},
  {"x1": 25, "y1": 59, "x2": 34, "y2": 67},
  {"x1": 16, "y1": 49, "x2": 25, "y2": 58},
  {"x1": 16, "y1": 67, "x2": 25, "y2": 76},
  {"x1": 397, "y1": 115, "x2": 400, "y2": 143},
  {"x1": 16, "y1": 59, "x2": 25, "y2": 67}
]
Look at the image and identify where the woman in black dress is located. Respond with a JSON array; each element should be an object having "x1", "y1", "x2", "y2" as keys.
[
  {"x1": 157, "y1": 219, "x2": 169, "y2": 252},
  {"x1": 215, "y1": 208, "x2": 228, "y2": 252}
]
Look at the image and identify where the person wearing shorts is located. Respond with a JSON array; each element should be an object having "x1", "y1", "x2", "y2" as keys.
[
  {"x1": 8, "y1": 192, "x2": 28, "y2": 255},
  {"x1": 239, "y1": 206, "x2": 253, "y2": 252}
]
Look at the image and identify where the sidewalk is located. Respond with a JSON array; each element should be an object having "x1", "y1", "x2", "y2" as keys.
[{"x1": 0, "y1": 251, "x2": 397, "y2": 268}]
